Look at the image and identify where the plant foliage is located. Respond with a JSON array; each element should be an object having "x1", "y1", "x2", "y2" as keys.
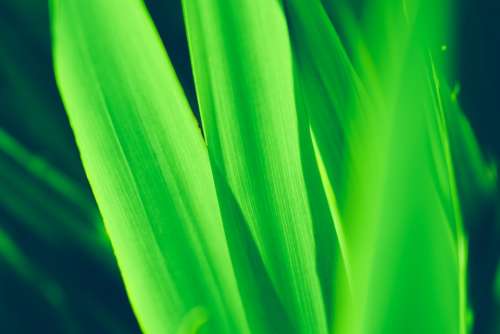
[{"x1": 49, "y1": 0, "x2": 497, "y2": 333}]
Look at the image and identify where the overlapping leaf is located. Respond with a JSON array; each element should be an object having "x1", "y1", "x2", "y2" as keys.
[
  {"x1": 288, "y1": 0, "x2": 495, "y2": 333},
  {"x1": 182, "y1": 0, "x2": 328, "y2": 332},
  {"x1": 49, "y1": 0, "x2": 498, "y2": 333}
]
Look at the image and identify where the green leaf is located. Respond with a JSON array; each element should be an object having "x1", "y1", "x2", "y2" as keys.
[
  {"x1": 285, "y1": 2, "x2": 378, "y2": 330},
  {"x1": 287, "y1": 1, "x2": 485, "y2": 333},
  {"x1": 210, "y1": 167, "x2": 293, "y2": 334},
  {"x1": 50, "y1": 0, "x2": 249, "y2": 332},
  {"x1": 182, "y1": 0, "x2": 328, "y2": 332}
]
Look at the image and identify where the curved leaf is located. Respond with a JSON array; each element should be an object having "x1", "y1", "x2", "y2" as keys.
[{"x1": 50, "y1": 0, "x2": 248, "y2": 332}]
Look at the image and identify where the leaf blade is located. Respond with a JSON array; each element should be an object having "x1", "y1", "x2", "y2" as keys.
[
  {"x1": 182, "y1": 0, "x2": 328, "y2": 332},
  {"x1": 50, "y1": 0, "x2": 248, "y2": 332}
]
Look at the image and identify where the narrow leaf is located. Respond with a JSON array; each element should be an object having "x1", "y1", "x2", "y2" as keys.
[{"x1": 182, "y1": 0, "x2": 328, "y2": 332}]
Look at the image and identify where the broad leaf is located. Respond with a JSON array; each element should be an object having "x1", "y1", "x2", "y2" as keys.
[{"x1": 50, "y1": 0, "x2": 248, "y2": 332}]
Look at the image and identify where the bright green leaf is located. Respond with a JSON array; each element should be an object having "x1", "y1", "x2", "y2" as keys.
[
  {"x1": 182, "y1": 0, "x2": 328, "y2": 332},
  {"x1": 50, "y1": 0, "x2": 249, "y2": 332}
]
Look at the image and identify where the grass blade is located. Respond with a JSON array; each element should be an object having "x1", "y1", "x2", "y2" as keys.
[
  {"x1": 182, "y1": 0, "x2": 328, "y2": 332},
  {"x1": 50, "y1": 0, "x2": 249, "y2": 332},
  {"x1": 287, "y1": 0, "x2": 493, "y2": 333}
]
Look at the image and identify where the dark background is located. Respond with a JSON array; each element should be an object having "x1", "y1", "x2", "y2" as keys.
[
  {"x1": 0, "y1": 0, "x2": 498, "y2": 333},
  {"x1": 459, "y1": 2, "x2": 500, "y2": 333}
]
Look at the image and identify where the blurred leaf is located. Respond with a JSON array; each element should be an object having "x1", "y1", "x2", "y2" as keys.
[
  {"x1": 285, "y1": 0, "x2": 369, "y2": 319},
  {"x1": 286, "y1": 1, "x2": 488, "y2": 333},
  {"x1": 0, "y1": 226, "x2": 79, "y2": 333},
  {"x1": 0, "y1": 128, "x2": 108, "y2": 263}
]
